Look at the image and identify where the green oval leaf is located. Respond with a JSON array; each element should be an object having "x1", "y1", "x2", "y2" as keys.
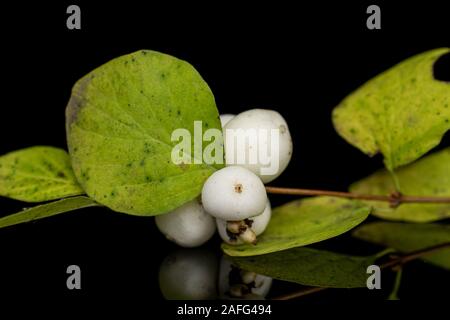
[
  {"x1": 350, "y1": 147, "x2": 450, "y2": 222},
  {"x1": 0, "y1": 196, "x2": 98, "y2": 229},
  {"x1": 0, "y1": 146, "x2": 84, "y2": 202},
  {"x1": 332, "y1": 48, "x2": 450, "y2": 171},
  {"x1": 222, "y1": 196, "x2": 371, "y2": 257},
  {"x1": 229, "y1": 247, "x2": 377, "y2": 288},
  {"x1": 353, "y1": 222, "x2": 450, "y2": 270},
  {"x1": 66, "y1": 50, "x2": 222, "y2": 216}
]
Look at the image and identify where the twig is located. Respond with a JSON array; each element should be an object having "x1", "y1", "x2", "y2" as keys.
[
  {"x1": 272, "y1": 287, "x2": 326, "y2": 300},
  {"x1": 272, "y1": 242, "x2": 450, "y2": 300},
  {"x1": 265, "y1": 186, "x2": 450, "y2": 208},
  {"x1": 379, "y1": 242, "x2": 450, "y2": 269}
]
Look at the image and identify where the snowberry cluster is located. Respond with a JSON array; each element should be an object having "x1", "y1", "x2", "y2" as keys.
[{"x1": 156, "y1": 109, "x2": 292, "y2": 247}]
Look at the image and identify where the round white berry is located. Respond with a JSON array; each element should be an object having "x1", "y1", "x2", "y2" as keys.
[
  {"x1": 155, "y1": 199, "x2": 216, "y2": 248},
  {"x1": 220, "y1": 114, "x2": 235, "y2": 127},
  {"x1": 218, "y1": 256, "x2": 272, "y2": 299},
  {"x1": 159, "y1": 249, "x2": 218, "y2": 300},
  {"x1": 224, "y1": 108, "x2": 293, "y2": 183},
  {"x1": 202, "y1": 166, "x2": 267, "y2": 221},
  {"x1": 217, "y1": 200, "x2": 271, "y2": 245}
]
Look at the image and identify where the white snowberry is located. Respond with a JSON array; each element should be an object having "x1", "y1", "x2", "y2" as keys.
[
  {"x1": 224, "y1": 108, "x2": 293, "y2": 183},
  {"x1": 220, "y1": 114, "x2": 235, "y2": 127},
  {"x1": 202, "y1": 166, "x2": 267, "y2": 221},
  {"x1": 218, "y1": 256, "x2": 272, "y2": 299},
  {"x1": 217, "y1": 200, "x2": 271, "y2": 245},
  {"x1": 155, "y1": 199, "x2": 216, "y2": 248},
  {"x1": 159, "y1": 249, "x2": 218, "y2": 300}
]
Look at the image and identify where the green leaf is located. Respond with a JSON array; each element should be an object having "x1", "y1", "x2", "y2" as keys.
[
  {"x1": 229, "y1": 247, "x2": 377, "y2": 288},
  {"x1": 0, "y1": 196, "x2": 98, "y2": 229},
  {"x1": 332, "y1": 48, "x2": 450, "y2": 171},
  {"x1": 350, "y1": 148, "x2": 450, "y2": 222},
  {"x1": 222, "y1": 196, "x2": 371, "y2": 257},
  {"x1": 353, "y1": 222, "x2": 450, "y2": 270},
  {"x1": 0, "y1": 146, "x2": 84, "y2": 202},
  {"x1": 66, "y1": 50, "x2": 222, "y2": 216}
]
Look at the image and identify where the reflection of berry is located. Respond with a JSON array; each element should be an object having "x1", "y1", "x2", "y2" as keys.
[
  {"x1": 218, "y1": 256, "x2": 273, "y2": 299},
  {"x1": 202, "y1": 166, "x2": 267, "y2": 221},
  {"x1": 159, "y1": 249, "x2": 218, "y2": 300}
]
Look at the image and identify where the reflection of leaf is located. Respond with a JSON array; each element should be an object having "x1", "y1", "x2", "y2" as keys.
[
  {"x1": 222, "y1": 196, "x2": 371, "y2": 257},
  {"x1": 0, "y1": 196, "x2": 98, "y2": 229},
  {"x1": 230, "y1": 247, "x2": 377, "y2": 288},
  {"x1": 66, "y1": 50, "x2": 222, "y2": 216},
  {"x1": 0, "y1": 146, "x2": 84, "y2": 202},
  {"x1": 333, "y1": 48, "x2": 450, "y2": 171},
  {"x1": 350, "y1": 148, "x2": 450, "y2": 222},
  {"x1": 388, "y1": 269, "x2": 402, "y2": 300},
  {"x1": 353, "y1": 222, "x2": 450, "y2": 270}
]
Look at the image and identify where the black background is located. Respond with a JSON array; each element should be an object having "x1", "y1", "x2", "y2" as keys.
[{"x1": 0, "y1": 1, "x2": 449, "y2": 305}]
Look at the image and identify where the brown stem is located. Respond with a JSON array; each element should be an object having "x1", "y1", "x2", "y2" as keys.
[
  {"x1": 272, "y1": 242, "x2": 450, "y2": 300},
  {"x1": 266, "y1": 186, "x2": 450, "y2": 207},
  {"x1": 379, "y1": 242, "x2": 450, "y2": 269},
  {"x1": 272, "y1": 287, "x2": 327, "y2": 300}
]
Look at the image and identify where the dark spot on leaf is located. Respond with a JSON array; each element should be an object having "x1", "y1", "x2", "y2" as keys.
[
  {"x1": 67, "y1": 75, "x2": 92, "y2": 126},
  {"x1": 341, "y1": 203, "x2": 355, "y2": 210},
  {"x1": 57, "y1": 171, "x2": 66, "y2": 178},
  {"x1": 178, "y1": 162, "x2": 188, "y2": 171},
  {"x1": 141, "y1": 51, "x2": 147, "y2": 55}
]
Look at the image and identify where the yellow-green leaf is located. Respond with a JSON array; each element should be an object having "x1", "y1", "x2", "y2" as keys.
[
  {"x1": 0, "y1": 196, "x2": 98, "y2": 229},
  {"x1": 66, "y1": 50, "x2": 222, "y2": 216},
  {"x1": 229, "y1": 247, "x2": 378, "y2": 288},
  {"x1": 350, "y1": 148, "x2": 450, "y2": 222},
  {"x1": 222, "y1": 196, "x2": 371, "y2": 257},
  {"x1": 332, "y1": 48, "x2": 450, "y2": 171},
  {"x1": 0, "y1": 146, "x2": 84, "y2": 202},
  {"x1": 353, "y1": 222, "x2": 450, "y2": 270}
]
